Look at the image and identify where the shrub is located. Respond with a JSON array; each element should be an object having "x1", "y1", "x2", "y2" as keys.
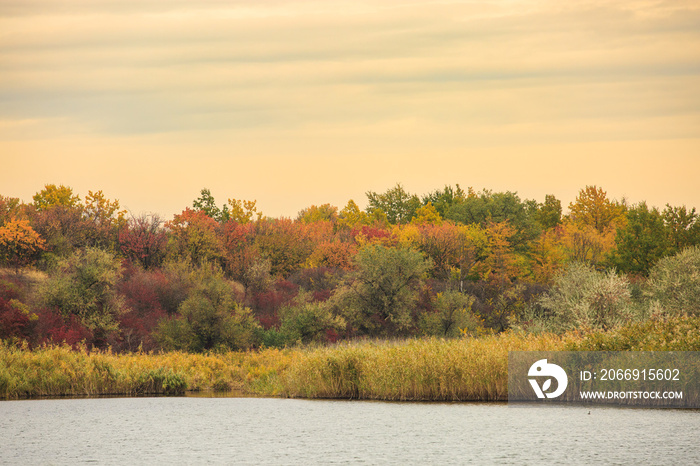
[
  {"x1": 645, "y1": 246, "x2": 700, "y2": 316},
  {"x1": 417, "y1": 291, "x2": 481, "y2": 337},
  {"x1": 277, "y1": 291, "x2": 346, "y2": 345},
  {"x1": 155, "y1": 296, "x2": 261, "y2": 352},
  {"x1": 154, "y1": 263, "x2": 260, "y2": 352},
  {"x1": 537, "y1": 262, "x2": 634, "y2": 332},
  {"x1": 38, "y1": 247, "x2": 125, "y2": 345},
  {"x1": 334, "y1": 245, "x2": 431, "y2": 337}
]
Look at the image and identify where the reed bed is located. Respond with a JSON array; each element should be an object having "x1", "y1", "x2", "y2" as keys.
[
  {"x1": 281, "y1": 333, "x2": 568, "y2": 401},
  {"x1": 3, "y1": 314, "x2": 697, "y2": 401},
  {"x1": 0, "y1": 342, "x2": 297, "y2": 399}
]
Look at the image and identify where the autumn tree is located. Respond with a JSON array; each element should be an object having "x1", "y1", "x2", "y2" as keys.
[
  {"x1": 118, "y1": 214, "x2": 168, "y2": 269},
  {"x1": 82, "y1": 190, "x2": 126, "y2": 250},
  {"x1": 452, "y1": 224, "x2": 490, "y2": 289},
  {"x1": 32, "y1": 184, "x2": 81, "y2": 211},
  {"x1": 254, "y1": 218, "x2": 317, "y2": 278},
  {"x1": 529, "y1": 228, "x2": 565, "y2": 283},
  {"x1": 297, "y1": 204, "x2": 338, "y2": 224},
  {"x1": 337, "y1": 200, "x2": 368, "y2": 231},
  {"x1": 483, "y1": 221, "x2": 522, "y2": 285},
  {"x1": 0, "y1": 196, "x2": 22, "y2": 226},
  {"x1": 568, "y1": 185, "x2": 626, "y2": 234},
  {"x1": 28, "y1": 204, "x2": 87, "y2": 261},
  {"x1": 411, "y1": 202, "x2": 442, "y2": 226},
  {"x1": 415, "y1": 223, "x2": 460, "y2": 280},
  {"x1": 166, "y1": 208, "x2": 224, "y2": 265},
  {"x1": 220, "y1": 221, "x2": 258, "y2": 284},
  {"x1": 559, "y1": 221, "x2": 615, "y2": 267},
  {"x1": 39, "y1": 247, "x2": 126, "y2": 345},
  {"x1": 306, "y1": 240, "x2": 357, "y2": 270},
  {"x1": 227, "y1": 199, "x2": 262, "y2": 224},
  {"x1": 0, "y1": 219, "x2": 45, "y2": 272}
]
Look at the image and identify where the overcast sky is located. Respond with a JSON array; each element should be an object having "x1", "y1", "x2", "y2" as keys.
[{"x1": 1, "y1": 0, "x2": 699, "y2": 218}]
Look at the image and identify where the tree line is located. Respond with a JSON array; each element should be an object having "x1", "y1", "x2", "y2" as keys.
[{"x1": 0, "y1": 183, "x2": 698, "y2": 352}]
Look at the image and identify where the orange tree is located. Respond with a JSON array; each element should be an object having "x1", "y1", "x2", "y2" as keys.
[{"x1": 0, "y1": 219, "x2": 45, "y2": 272}]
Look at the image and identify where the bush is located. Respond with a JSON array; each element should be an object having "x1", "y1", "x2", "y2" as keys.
[
  {"x1": 154, "y1": 263, "x2": 260, "y2": 352},
  {"x1": 334, "y1": 245, "x2": 432, "y2": 337},
  {"x1": 277, "y1": 291, "x2": 346, "y2": 345},
  {"x1": 645, "y1": 246, "x2": 700, "y2": 317},
  {"x1": 38, "y1": 247, "x2": 125, "y2": 345},
  {"x1": 537, "y1": 262, "x2": 635, "y2": 332},
  {"x1": 417, "y1": 291, "x2": 481, "y2": 337}
]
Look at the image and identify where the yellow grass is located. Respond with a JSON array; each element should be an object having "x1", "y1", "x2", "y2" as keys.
[
  {"x1": 281, "y1": 333, "x2": 568, "y2": 401},
  {"x1": 3, "y1": 314, "x2": 698, "y2": 400},
  {"x1": 0, "y1": 342, "x2": 298, "y2": 399}
]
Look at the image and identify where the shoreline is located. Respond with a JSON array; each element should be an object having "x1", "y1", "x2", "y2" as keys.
[{"x1": 2, "y1": 314, "x2": 699, "y2": 402}]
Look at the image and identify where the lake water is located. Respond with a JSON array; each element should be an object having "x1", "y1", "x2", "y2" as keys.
[{"x1": 1, "y1": 396, "x2": 698, "y2": 465}]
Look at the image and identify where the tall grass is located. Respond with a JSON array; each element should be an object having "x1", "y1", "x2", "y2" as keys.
[
  {"x1": 0, "y1": 342, "x2": 296, "y2": 399},
  {"x1": 2, "y1": 314, "x2": 698, "y2": 401},
  {"x1": 281, "y1": 333, "x2": 568, "y2": 401}
]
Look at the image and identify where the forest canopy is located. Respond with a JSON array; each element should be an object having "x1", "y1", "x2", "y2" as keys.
[{"x1": 1, "y1": 183, "x2": 698, "y2": 352}]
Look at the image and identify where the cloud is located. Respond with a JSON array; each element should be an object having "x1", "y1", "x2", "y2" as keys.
[{"x1": 0, "y1": 0, "x2": 698, "y2": 141}]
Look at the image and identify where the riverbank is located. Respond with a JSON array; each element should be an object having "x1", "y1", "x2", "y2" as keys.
[{"x1": 2, "y1": 314, "x2": 699, "y2": 400}]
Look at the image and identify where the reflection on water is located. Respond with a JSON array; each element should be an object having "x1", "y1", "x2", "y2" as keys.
[{"x1": 1, "y1": 397, "x2": 698, "y2": 465}]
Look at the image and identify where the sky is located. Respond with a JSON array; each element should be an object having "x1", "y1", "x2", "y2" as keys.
[{"x1": 1, "y1": 0, "x2": 699, "y2": 219}]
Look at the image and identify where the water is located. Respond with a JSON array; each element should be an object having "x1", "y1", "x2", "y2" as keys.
[{"x1": 1, "y1": 396, "x2": 698, "y2": 465}]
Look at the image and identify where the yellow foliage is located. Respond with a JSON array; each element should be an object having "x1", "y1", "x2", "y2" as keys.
[{"x1": 227, "y1": 199, "x2": 262, "y2": 224}]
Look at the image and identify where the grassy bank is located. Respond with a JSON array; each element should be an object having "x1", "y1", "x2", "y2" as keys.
[
  {"x1": 0, "y1": 343, "x2": 297, "y2": 399},
  {"x1": 2, "y1": 314, "x2": 699, "y2": 401}
]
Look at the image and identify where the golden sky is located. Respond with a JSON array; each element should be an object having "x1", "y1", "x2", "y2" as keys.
[{"x1": 1, "y1": 0, "x2": 699, "y2": 218}]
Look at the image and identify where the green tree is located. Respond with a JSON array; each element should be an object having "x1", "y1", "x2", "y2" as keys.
[
  {"x1": 193, "y1": 188, "x2": 230, "y2": 222},
  {"x1": 39, "y1": 247, "x2": 126, "y2": 343},
  {"x1": 417, "y1": 291, "x2": 480, "y2": 337},
  {"x1": 446, "y1": 190, "x2": 539, "y2": 250},
  {"x1": 334, "y1": 245, "x2": 431, "y2": 336},
  {"x1": 366, "y1": 183, "x2": 421, "y2": 224},
  {"x1": 610, "y1": 202, "x2": 671, "y2": 275},
  {"x1": 277, "y1": 291, "x2": 346, "y2": 345},
  {"x1": 421, "y1": 185, "x2": 467, "y2": 218},
  {"x1": 535, "y1": 194, "x2": 562, "y2": 230},
  {"x1": 663, "y1": 205, "x2": 700, "y2": 252},
  {"x1": 154, "y1": 263, "x2": 260, "y2": 352}
]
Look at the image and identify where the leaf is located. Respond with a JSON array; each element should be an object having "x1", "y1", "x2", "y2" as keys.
[{"x1": 542, "y1": 378, "x2": 552, "y2": 392}]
